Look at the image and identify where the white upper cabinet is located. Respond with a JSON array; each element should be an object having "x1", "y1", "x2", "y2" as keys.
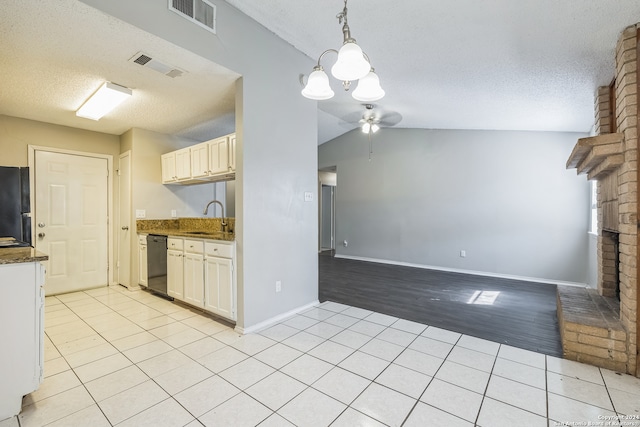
[
  {"x1": 161, "y1": 132, "x2": 236, "y2": 185},
  {"x1": 161, "y1": 147, "x2": 192, "y2": 183},
  {"x1": 228, "y1": 135, "x2": 236, "y2": 172},
  {"x1": 190, "y1": 143, "x2": 209, "y2": 179},
  {"x1": 175, "y1": 148, "x2": 191, "y2": 180},
  {"x1": 208, "y1": 136, "x2": 230, "y2": 175},
  {"x1": 161, "y1": 152, "x2": 177, "y2": 183}
]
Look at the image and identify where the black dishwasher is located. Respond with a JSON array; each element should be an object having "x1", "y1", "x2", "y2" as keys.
[{"x1": 146, "y1": 235, "x2": 169, "y2": 298}]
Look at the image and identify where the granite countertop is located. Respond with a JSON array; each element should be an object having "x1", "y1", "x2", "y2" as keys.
[
  {"x1": 0, "y1": 247, "x2": 49, "y2": 265},
  {"x1": 139, "y1": 229, "x2": 235, "y2": 241},
  {"x1": 136, "y1": 218, "x2": 236, "y2": 241}
]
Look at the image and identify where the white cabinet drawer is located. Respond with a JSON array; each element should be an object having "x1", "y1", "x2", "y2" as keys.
[
  {"x1": 167, "y1": 237, "x2": 183, "y2": 250},
  {"x1": 184, "y1": 240, "x2": 204, "y2": 254},
  {"x1": 205, "y1": 242, "x2": 233, "y2": 258}
]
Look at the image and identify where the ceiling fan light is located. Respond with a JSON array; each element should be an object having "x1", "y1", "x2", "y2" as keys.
[
  {"x1": 352, "y1": 70, "x2": 385, "y2": 102},
  {"x1": 361, "y1": 122, "x2": 371, "y2": 133},
  {"x1": 371, "y1": 123, "x2": 380, "y2": 133},
  {"x1": 301, "y1": 68, "x2": 335, "y2": 100},
  {"x1": 331, "y1": 41, "x2": 371, "y2": 82}
]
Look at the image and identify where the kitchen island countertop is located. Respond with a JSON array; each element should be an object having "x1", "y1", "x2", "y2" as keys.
[{"x1": 0, "y1": 247, "x2": 49, "y2": 265}]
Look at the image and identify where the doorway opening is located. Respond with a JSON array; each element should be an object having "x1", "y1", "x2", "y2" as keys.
[{"x1": 319, "y1": 167, "x2": 337, "y2": 255}]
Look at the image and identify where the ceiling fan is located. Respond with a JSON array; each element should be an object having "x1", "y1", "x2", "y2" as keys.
[
  {"x1": 344, "y1": 104, "x2": 402, "y2": 160},
  {"x1": 357, "y1": 104, "x2": 401, "y2": 131}
]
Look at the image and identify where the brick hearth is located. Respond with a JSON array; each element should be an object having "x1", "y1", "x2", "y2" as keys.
[{"x1": 557, "y1": 286, "x2": 627, "y2": 372}]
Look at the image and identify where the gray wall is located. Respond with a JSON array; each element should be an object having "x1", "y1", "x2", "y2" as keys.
[
  {"x1": 82, "y1": 0, "x2": 319, "y2": 329},
  {"x1": 319, "y1": 128, "x2": 591, "y2": 284},
  {"x1": 123, "y1": 128, "x2": 223, "y2": 221}
]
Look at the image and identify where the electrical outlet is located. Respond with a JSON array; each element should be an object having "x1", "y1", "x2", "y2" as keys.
[
  {"x1": 304, "y1": 192, "x2": 313, "y2": 202},
  {"x1": 136, "y1": 209, "x2": 146, "y2": 219},
  {"x1": 171, "y1": 210, "x2": 177, "y2": 218},
  {"x1": 460, "y1": 250, "x2": 466, "y2": 258},
  {"x1": 275, "y1": 281, "x2": 282, "y2": 293}
]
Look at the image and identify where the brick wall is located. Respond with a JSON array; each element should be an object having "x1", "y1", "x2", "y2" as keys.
[
  {"x1": 592, "y1": 24, "x2": 638, "y2": 375},
  {"x1": 615, "y1": 25, "x2": 638, "y2": 376}
]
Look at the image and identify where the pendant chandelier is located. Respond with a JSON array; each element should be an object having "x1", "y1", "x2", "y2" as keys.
[{"x1": 301, "y1": 0, "x2": 385, "y2": 102}]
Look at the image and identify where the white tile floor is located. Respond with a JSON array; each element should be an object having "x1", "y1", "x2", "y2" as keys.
[{"x1": 2, "y1": 285, "x2": 640, "y2": 427}]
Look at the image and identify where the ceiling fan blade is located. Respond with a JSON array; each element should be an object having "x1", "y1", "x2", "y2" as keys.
[
  {"x1": 340, "y1": 110, "x2": 366, "y2": 124},
  {"x1": 377, "y1": 111, "x2": 403, "y2": 127}
]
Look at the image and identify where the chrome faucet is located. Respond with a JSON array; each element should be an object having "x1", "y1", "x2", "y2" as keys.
[{"x1": 203, "y1": 200, "x2": 227, "y2": 230}]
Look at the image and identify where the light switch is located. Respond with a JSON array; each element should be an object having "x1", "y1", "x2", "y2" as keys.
[{"x1": 304, "y1": 192, "x2": 313, "y2": 202}]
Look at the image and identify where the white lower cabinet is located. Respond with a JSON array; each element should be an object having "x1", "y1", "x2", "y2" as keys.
[
  {"x1": 167, "y1": 237, "x2": 184, "y2": 300},
  {"x1": 138, "y1": 235, "x2": 148, "y2": 287},
  {"x1": 183, "y1": 240, "x2": 204, "y2": 308},
  {"x1": 164, "y1": 236, "x2": 235, "y2": 321},
  {"x1": 204, "y1": 256, "x2": 234, "y2": 320},
  {"x1": 0, "y1": 261, "x2": 46, "y2": 420}
]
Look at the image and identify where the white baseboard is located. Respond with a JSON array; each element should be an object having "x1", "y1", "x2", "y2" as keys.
[
  {"x1": 235, "y1": 300, "x2": 320, "y2": 335},
  {"x1": 334, "y1": 254, "x2": 587, "y2": 288}
]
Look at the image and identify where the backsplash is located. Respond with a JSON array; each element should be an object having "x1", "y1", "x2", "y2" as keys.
[{"x1": 136, "y1": 217, "x2": 235, "y2": 233}]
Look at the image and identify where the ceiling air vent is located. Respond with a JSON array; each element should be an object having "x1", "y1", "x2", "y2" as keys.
[
  {"x1": 169, "y1": 0, "x2": 216, "y2": 34},
  {"x1": 129, "y1": 52, "x2": 186, "y2": 78}
]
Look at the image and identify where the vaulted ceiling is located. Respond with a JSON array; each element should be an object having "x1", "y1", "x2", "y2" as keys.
[{"x1": 2, "y1": 0, "x2": 640, "y2": 144}]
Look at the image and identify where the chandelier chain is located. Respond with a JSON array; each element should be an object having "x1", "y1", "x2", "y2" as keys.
[{"x1": 337, "y1": 0, "x2": 348, "y2": 25}]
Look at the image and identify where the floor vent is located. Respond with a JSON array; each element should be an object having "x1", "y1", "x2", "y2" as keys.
[
  {"x1": 169, "y1": 0, "x2": 216, "y2": 34},
  {"x1": 129, "y1": 52, "x2": 185, "y2": 79}
]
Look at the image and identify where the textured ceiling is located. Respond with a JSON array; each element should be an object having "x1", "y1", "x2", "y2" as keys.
[
  {"x1": 0, "y1": 0, "x2": 239, "y2": 142},
  {"x1": 227, "y1": 0, "x2": 640, "y2": 143},
  {"x1": 2, "y1": 1, "x2": 640, "y2": 145}
]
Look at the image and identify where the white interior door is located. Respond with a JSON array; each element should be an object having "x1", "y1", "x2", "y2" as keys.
[
  {"x1": 35, "y1": 151, "x2": 108, "y2": 295},
  {"x1": 118, "y1": 152, "x2": 131, "y2": 288}
]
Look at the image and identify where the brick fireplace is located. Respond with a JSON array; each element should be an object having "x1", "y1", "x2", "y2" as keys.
[{"x1": 563, "y1": 24, "x2": 639, "y2": 377}]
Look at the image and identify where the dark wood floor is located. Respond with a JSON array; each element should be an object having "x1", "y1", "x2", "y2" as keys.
[{"x1": 319, "y1": 254, "x2": 563, "y2": 357}]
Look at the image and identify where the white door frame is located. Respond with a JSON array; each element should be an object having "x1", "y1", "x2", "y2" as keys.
[
  {"x1": 28, "y1": 145, "x2": 115, "y2": 287},
  {"x1": 118, "y1": 151, "x2": 136, "y2": 290}
]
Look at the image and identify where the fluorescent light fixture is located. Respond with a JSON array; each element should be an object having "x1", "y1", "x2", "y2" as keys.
[{"x1": 76, "y1": 82, "x2": 132, "y2": 120}]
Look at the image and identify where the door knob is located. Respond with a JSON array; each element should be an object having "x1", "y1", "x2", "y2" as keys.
[
  {"x1": 38, "y1": 232, "x2": 45, "y2": 238},
  {"x1": 121, "y1": 226, "x2": 129, "y2": 230}
]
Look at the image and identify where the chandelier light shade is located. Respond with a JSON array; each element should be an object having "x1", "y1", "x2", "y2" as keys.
[
  {"x1": 331, "y1": 42, "x2": 371, "y2": 82},
  {"x1": 301, "y1": 0, "x2": 384, "y2": 102},
  {"x1": 76, "y1": 82, "x2": 132, "y2": 120},
  {"x1": 301, "y1": 67, "x2": 335, "y2": 100},
  {"x1": 352, "y1": 69, "x2": 385, "y2": 102}
]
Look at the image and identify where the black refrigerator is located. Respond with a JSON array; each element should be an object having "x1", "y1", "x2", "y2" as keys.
[{"x1": 0, "y1": 166, "x2": 32, "y2": 246}]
